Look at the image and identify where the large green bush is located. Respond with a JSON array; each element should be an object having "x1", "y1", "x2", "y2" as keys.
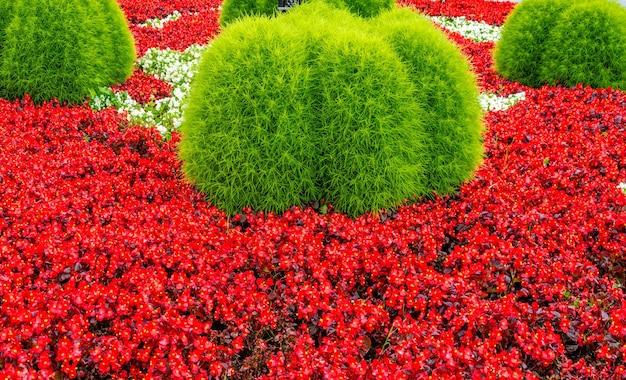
[
  {"x1": 219, "y1": 0, "x2": 394, "y2": 26},
  {"x1": 0, "y1": 0, "x2": 135, "y2": 104},
  {"x1": 495, "y1": 0, "x2": 626, "y2": 89},
  {"x1": 180, "y1": 2, "x2": 483, "y2": 217}
]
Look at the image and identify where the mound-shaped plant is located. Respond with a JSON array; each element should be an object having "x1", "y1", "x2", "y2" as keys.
[
  {"x1": 495, "y1": 0, "x2": 626, "y2": 89},
  {"x1": 219, "y1": 0, "x2": 394, "y2": 26},
  {"x1": 0, "y1": 0, "x2": 135, "y2": 104},
  {"x1": 180, "y1": 2, "x2": 482, "y2": 217},
  {"x1": 92, "y1": 0, "x2": 136, "y2": 86},
  {"x1": 371, "y1": 8, "x2": 483, "y2": 195}
]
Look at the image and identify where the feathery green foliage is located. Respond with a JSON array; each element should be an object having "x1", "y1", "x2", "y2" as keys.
[
  {"x1": 539, "y1": 1, "x2": 626, "y2": 89},
  {"x1": 494, "y1": 0, "x2": 571, "y2": 87},
  {"x1": 179, "y1": 17, "x2": 320, "y2": 215},
  {"x1": 218, "y1": 0, "x2": 394, "y2": 26},
  {"x1": 495, "y1": 0, "x2": 626, "y2": 89},
  {"x1": 308, "y1": 11, "x2": 427, "y2": 215},
  {"x1": 371, "y1": 8, "x2": 483, "y2": 195},
  {"x1": 95, "y1": 0, "x2": 136, "y2": 85},
  {"x1": 219, "y1": 0, "x2": 277, "y2": 28},
  {"x1": 181, "y1": 2, "x2": 482, "y2": 217},
  {"x1": 0, "y1": 0, "x2": 135, "y2": 104}
]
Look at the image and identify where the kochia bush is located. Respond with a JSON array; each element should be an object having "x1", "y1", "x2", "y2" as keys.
[
  {"x1": 495, "y1": 0, "x2": 626, "y2": 89},
  {"x1": 219, "y1": 0, "x2": 395, "y2": 26},
  {"x1": 180, "y1": 2, "x2": 483, "y2": 217},
  {"x1": 0, "y1": 0, "x2": 135, "y2": 104}
]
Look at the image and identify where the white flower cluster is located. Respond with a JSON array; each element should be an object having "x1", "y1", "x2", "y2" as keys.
[
  {"x1": 138, "y1": 11, "x2": 182, "y2": 28},
  {"x1": 90, "y1": 44, "x2": 207, "y2": 136},
  {"x1": 478, "y1": 91, "x2": 526, "y2": 112},
  {"x1": 428, "y1": 16, "x2": 501, "y2": 43},
  {"x1": 618, "y1": 182, "x2": 626, "y2": 194}
]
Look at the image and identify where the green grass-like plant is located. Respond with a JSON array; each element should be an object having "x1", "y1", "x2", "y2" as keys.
[
  {"x1": 180, "y1": 1, "x2": 483, "y2": 217},
  {"x1": 178, "y1": 17, "x2": 321, "y2": 215},
  {"x1": 0, "y1": 0, "x2": 135, "y2": 104},
  {"x1": 372, "y1": 8, "x2": 483, "y2": 195},
  {"x1": 495, "y1": 0, "x2": 626, "y2": 89},
  {"x1": 218, "y1": 0, "x2": 394, "y2": 26},
  {"x1": 539, "y1": 1, "x2": 626, "y2": 89},
  {"x1": 219, "y1": 0, "x2": 277, "y2": 28},
  {"x1": 94, "y1": 0, "x2": 136, "y2": 86}
]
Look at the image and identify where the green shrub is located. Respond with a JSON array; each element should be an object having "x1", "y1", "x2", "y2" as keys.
[
  {"x1": 94, "y1": 0, "x2": 136, "y2": 86},
  {"x1": 371, "y1": 8, "x2": 483, "y2": 195},
  {"x1": 219, "y1": 0, "x2": 277, "y2": 28},
  {"x1": 178, "y1": 16, "x2": 321, "y2": 215},
  {"x1": 308, "y1": 11, "x2": 427, "y2": 215},
  {"x1": 539, "y1": 1, "x2": 626, "y2": 89},
  {"x1": 0, "y1": 0, "x2": 135, "y2": 104},
  {"x1": 180, "y1": 2, "x2": 482, "y2": 217},
  {"x1": 218, "y1": 0, "x2": 394, "y2": 26},
  {"x1": 495, "y1": 0, "x2": 626, "y2": 89}
]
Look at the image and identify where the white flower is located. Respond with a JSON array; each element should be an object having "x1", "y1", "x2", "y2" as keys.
[
  {"x1": 479, "y1": 92, "x2": 526, "y2": 112},
  {"x1": 428, "y1": 16, "x2": 502, "y2": 43},
  {"x1": 617, "y1": 182, "x2": 626, "y2": 194},
  {"x1": 138, "y1": 11, "x2": 182, "y2": 29}
]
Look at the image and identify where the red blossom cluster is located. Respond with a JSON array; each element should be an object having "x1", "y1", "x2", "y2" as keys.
[
  {"x1": 128, "y1": 9, "x2": 220, "y2": 56},
  {"x1": 111, "y1": 69, "x2": 173, "y2": 104},
  {"x1": 399, "y1": 0, "x2": 515, "y2": 25},
  {"x1": 1, "y1": 0, "x2": 626, "y2": 379},
  {"x1": 118, "y1": 0, "x2": 222, "y2": 23}
]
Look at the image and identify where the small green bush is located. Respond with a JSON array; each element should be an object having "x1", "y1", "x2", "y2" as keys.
[
  {"x1": 495, "y1": 0, "x2": 626, "y2": 89},
  {"x1": 181, "y1": 2, "x2": 482, "y2": 217},
  {"x1": 0, "y1": 0, "x2": 135, "y2": 104},
  {"x1": 218, "y1": 0, "x2": 394, "y2": 26}
]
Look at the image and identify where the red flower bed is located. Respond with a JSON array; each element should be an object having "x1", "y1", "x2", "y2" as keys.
[
  {"x1": 118, "y1": 0, "x2": 222, "y2": 23},
  {"x1": 111, "y1": 69, "x2": 172, "y2": 104},
  {"x1": 1, "y1": 1, "x2": 626, "y2": 379},
  {"x1": 129, "y1": 9, "x2": 220, "y2": 56},
  {"x1": 399, "y1": 0, "x2": 515, "y2": 25}
]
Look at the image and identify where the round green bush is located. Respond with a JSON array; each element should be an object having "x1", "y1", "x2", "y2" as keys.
[
  {"x1": 219, "y1": 0, "x2": 278, "y2": 28},
  {"x1": 179, "y1": 16, "x2": 322, "y2": 215},
  {"x1": 371, "y1": 8, "x2": 483, "y2": 195},
  {"x1": 93, "y1": 0, "x2": 136, "y2": 86},
  {"x1": 539, "y1": 1, "x2": 626, "y2": 89},
  {"x1": 495, "y1": 0, "x2": 626, "y2": 89},
  {"x1": 0, "y1": 0, "x2": 135, "y2": 104},
  {"x1": 218, "y1": 0, "x2": 394, "y2": 26},
  {"x1": 180, "y1": 2, "x2": 482, "y2": 217}
]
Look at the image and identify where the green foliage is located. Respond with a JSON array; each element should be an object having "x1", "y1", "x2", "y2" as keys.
[
  {"x1": 179, "y1": 17, "x2": 321, "y2": 215},
  {"x1": 94, "y1": 0, "x2": 136, "y2": 85},
  {"x1": 309, "y1": 12, "x2": 427, "y2": 215},
  {"x1": 495, "y1": 0, "x2": 626, "y2": 89},
  {"x1": 539, "y1": 1, "x2": 626, "y2": 89},
  {"x1": 0, "y1": 0, "x2": 135, "y2": 104},
  {"x1": 371, "y1": 8, "x2": 483, "y2": 195},
  {"x1": 181, "y1": 2, "x2": 482, "y2": 217},
  {"x1": 219, "y1": 0, "x2": 394, "y2": 27},
  {"x1": 219, "y1": 0, "x2": 277, "y2": 28}
]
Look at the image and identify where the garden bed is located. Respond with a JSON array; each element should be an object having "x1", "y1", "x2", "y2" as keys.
[{"x1": 0, "y1": 0, "x2": 625, "y2": 378}]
